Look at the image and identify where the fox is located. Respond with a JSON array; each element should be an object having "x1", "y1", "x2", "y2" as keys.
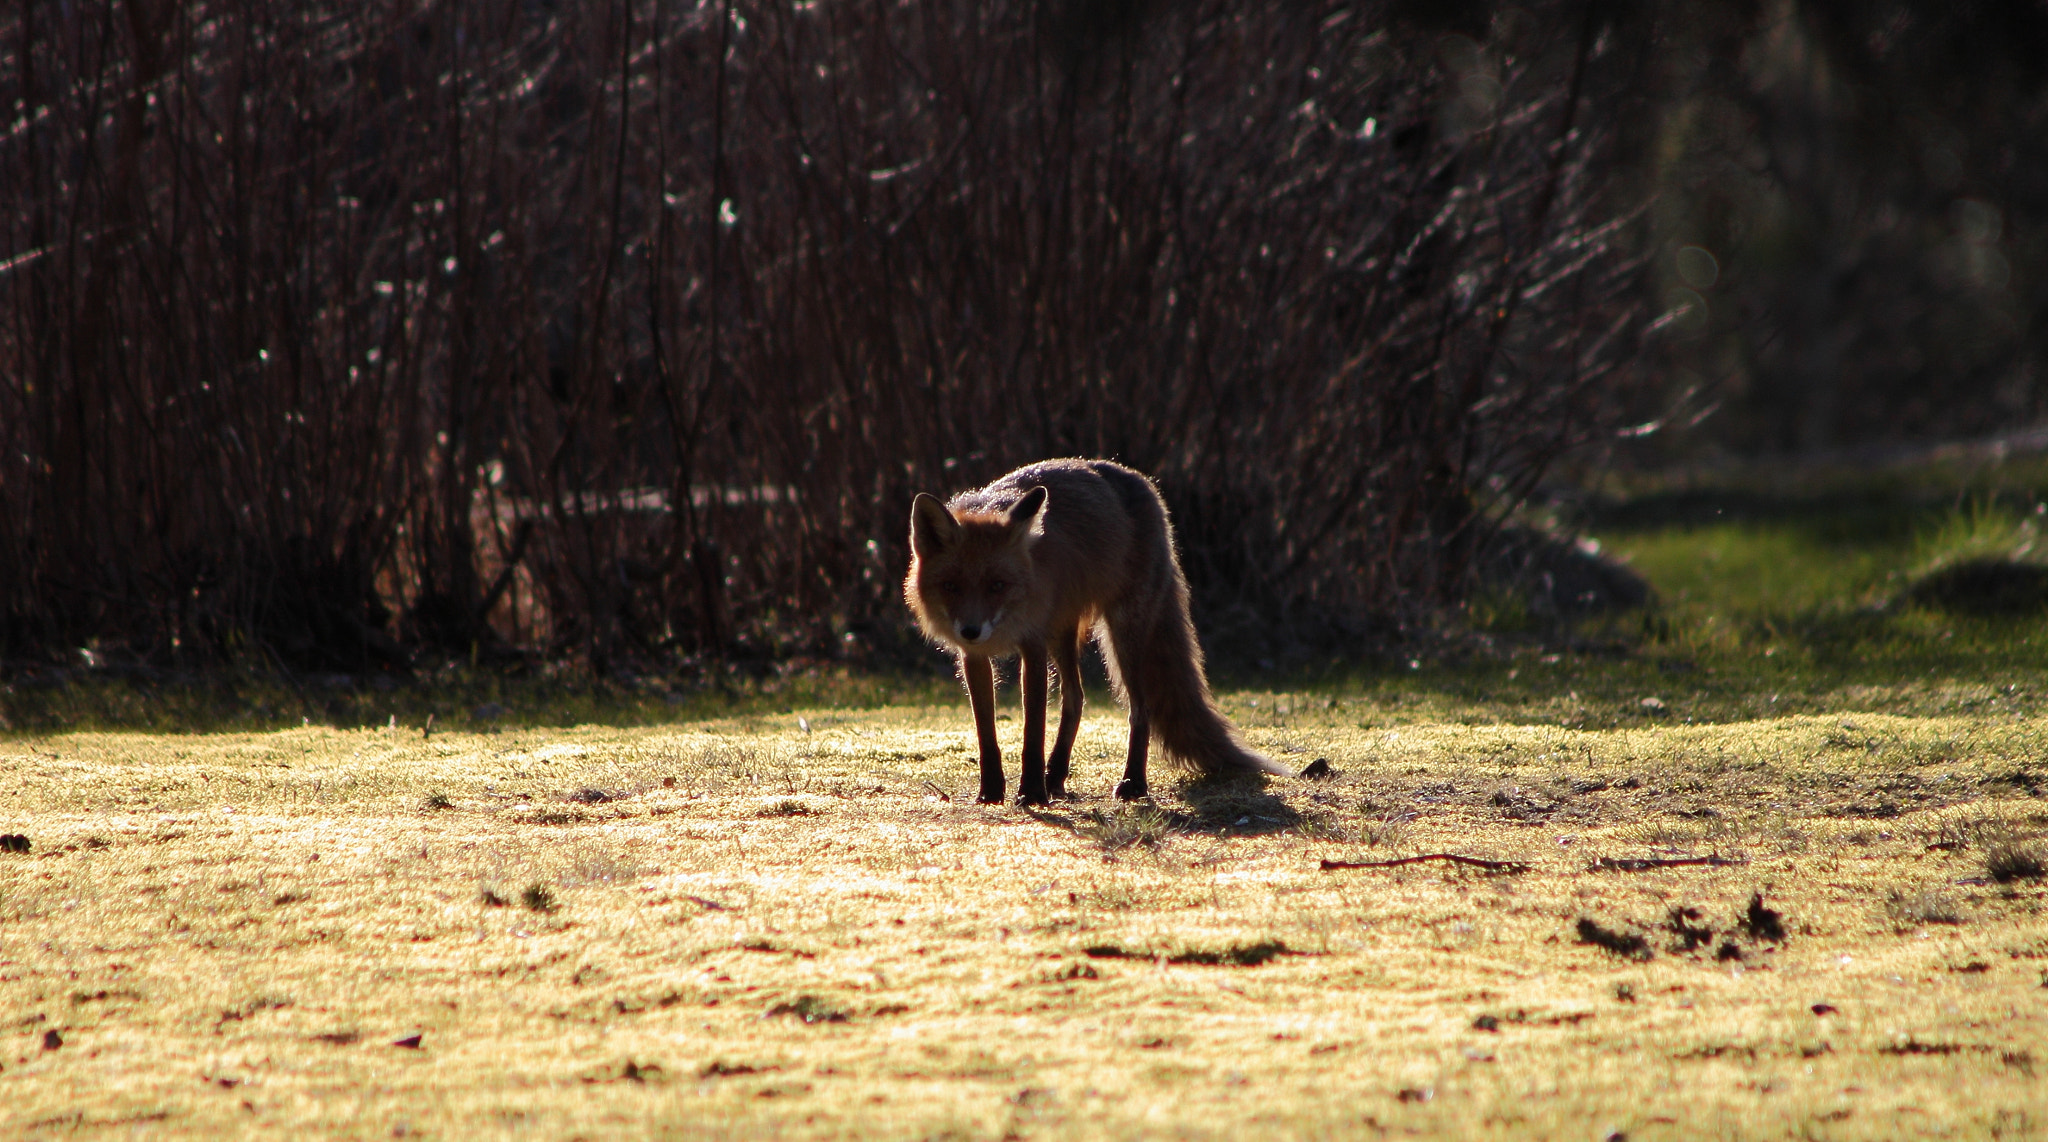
[{"x1": 904, "y1": 458, "x2": 1285, "y2": 806}]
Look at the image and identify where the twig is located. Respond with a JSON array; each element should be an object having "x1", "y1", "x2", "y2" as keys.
[
  {"x1": 920, "y1": 780, "x2": 951, "y2": 803},
  {"x1": 1320, "y1": 853, "x2": 1531, "y2": 874},
  {"x1": 1590, "y1": 855, "x2": 1747, "y2": 872}
]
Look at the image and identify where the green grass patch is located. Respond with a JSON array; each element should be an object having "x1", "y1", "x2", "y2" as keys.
[{"x1": 0, "y1": 660, "x2": 954, "y2": 736}]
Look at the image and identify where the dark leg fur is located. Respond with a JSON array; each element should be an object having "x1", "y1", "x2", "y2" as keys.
[
  {"x1": 1048, "y1": 626, "x2": 1083, "y2": 799},
  {"x1": 1018, "y1": 641, "x2": 1049, "y2": 805},
  {"x1": 963, "y1": 653, "x2": 1004, "y2": 803},
  {"x1": 1115, "y1": 696, "x2": 1150, "y2": 800}
]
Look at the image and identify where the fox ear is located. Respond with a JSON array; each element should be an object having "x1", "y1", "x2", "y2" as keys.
[
  {"x1": 910, "y1": 493, "x2": 960, "y2": 558},
  {"x1": 1006, "y1": 485, "x2": 1048, "y2": 540}
]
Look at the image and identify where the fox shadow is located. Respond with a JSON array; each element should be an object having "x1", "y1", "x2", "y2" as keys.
[{"x1": 1027, "y1": 774, "x2": 1303, "y2": 840}]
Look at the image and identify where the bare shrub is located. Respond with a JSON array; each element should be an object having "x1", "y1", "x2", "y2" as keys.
[{"x1": 1, "y1": 1, "x2": 1650, "y2": 672}]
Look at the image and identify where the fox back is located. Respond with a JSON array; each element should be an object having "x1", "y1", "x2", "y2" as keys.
[{"x1": 906, "y1": 460, "x2": 1150, "y2": 656}]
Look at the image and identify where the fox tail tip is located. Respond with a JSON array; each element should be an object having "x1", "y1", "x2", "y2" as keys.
[{"x1": 1218, "y1": 746, "x2": 1287, "y2": 778}]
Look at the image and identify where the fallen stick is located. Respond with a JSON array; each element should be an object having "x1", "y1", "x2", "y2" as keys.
[
  {"x1": 1591, "y1": 855, "x2": 1747, "y2": 871},
  {"x1": 1320, "y1": 853, "x2": 1531, "y2": 874}
]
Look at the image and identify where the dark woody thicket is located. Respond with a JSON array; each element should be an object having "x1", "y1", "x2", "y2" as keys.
[{"x1": 0, "y1": 0, "x2": 1656, "y2": 675}]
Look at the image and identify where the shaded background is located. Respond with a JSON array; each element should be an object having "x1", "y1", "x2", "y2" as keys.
[{"x1": 2, "y1": 0, "x2": 2042, "y2": 678}]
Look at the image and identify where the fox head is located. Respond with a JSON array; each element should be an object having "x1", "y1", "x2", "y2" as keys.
[{"x1": 905, "y1": 485, "x2": 1047, "y2": 652}]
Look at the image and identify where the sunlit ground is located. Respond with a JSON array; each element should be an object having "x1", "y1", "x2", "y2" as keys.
[
  {"x1": 3, "y1": 703, "x2": 2045, "y2": 1140},
  {"x1": 6, "y1": 468, "x2": 2048, "y2": 1138}
]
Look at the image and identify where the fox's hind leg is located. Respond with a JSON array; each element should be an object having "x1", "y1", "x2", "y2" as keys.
[
  {"x1": 962, "y1": 653, "x2": 1004, "y2": 803},
  {"x1": 1097, "y1": 613, "x2": 1150, "y2": 800},
  {"x1": 1114, "y1": 695, "x2": 1150, "y2": 801},
  {"x1": 1047, "y1": 624, "x2": 1083, "y2": 799}
]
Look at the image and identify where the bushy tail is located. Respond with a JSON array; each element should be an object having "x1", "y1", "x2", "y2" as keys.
[{"x1": 1101, "y1": 595, "x2": 1286, "y2": 781}]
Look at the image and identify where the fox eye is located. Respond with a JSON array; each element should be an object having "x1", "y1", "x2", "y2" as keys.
[{"x1": 988, "y1": 579, "x2": 1008, "y2": 594}]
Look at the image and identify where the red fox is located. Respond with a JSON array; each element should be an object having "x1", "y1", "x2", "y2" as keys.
[{"x1": 904, "y1": 458, "x2": 1284, "y2": 805}]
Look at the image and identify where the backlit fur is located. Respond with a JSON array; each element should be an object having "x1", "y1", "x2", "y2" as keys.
[{"x1": 905, "y1": 459, "x2": 1281, "y2": 805}]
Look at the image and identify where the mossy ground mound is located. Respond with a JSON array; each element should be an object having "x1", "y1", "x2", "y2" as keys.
[{"x1": 1906, "y1": 559, "x2": 2048, "y2": 616}]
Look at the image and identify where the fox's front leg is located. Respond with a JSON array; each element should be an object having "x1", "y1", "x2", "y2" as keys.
[
  {"x1": 1017, "y1": 640, "x2": 1050, "y2": 806},
  {"x1": 963, "y1": 653, "x2": 1004, "y2": 803}
]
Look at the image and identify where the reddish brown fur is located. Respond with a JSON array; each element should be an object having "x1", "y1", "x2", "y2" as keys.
[{"x1": 905, "y1": 458, "x2": 1281, "y2": 805}]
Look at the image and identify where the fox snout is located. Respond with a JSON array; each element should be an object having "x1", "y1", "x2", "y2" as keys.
[{"x1": 954, "y1": 618, "x2": 993, "y2": 645}]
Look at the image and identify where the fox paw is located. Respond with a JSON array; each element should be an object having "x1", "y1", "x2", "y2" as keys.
[
  {"x1": 1015, "y1": 788, "x2": 1050, "y2": 808},
  {"x1": 976, "y1": 786, "x2": 1005, "y2": 804},
  {"x1": 1113, "y1": 778, "x2": 1148, "y2": 801}
]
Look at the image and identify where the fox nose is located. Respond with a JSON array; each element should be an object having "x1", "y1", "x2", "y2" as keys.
[{"x1": 957, "y1": 621, "x2": 987, "y2": 643}]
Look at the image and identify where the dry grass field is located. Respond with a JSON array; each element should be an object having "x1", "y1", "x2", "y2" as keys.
[{"x1": 5, "y1": 690, "x2": 2047, "y2": 1140}]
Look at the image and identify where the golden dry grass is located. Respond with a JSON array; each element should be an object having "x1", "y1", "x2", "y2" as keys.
[{"x1": 4, "y1": 697, "x2": 2047, "y2": 1140}]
